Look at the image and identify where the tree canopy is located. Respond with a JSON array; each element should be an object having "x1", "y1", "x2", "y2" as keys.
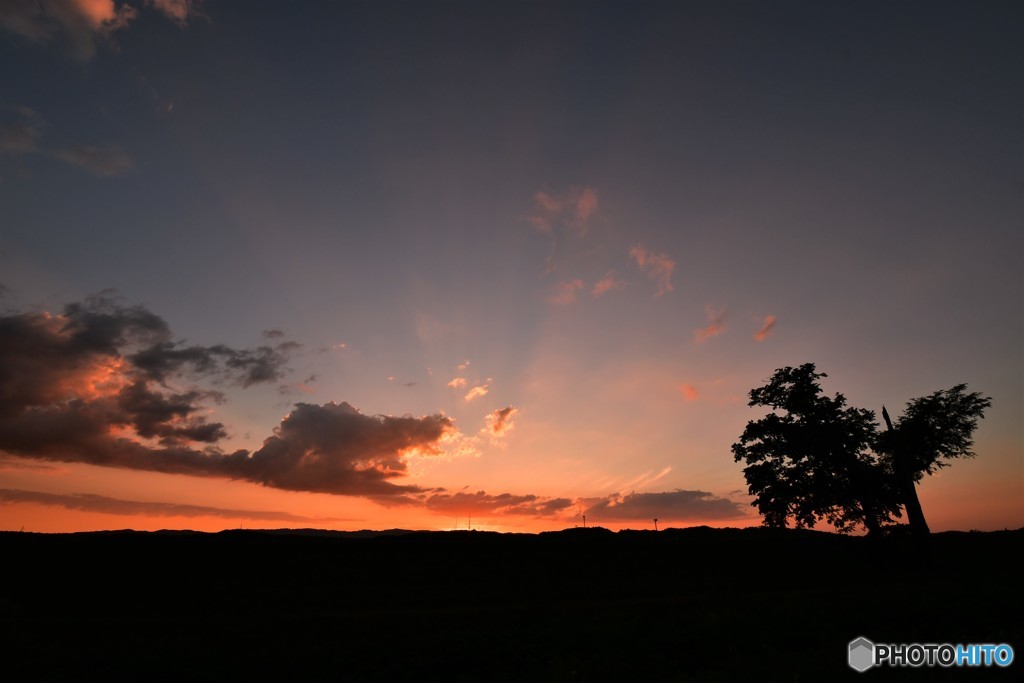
[{"x1": 732, "y1": 364, "x2": 990, "y2": 536}]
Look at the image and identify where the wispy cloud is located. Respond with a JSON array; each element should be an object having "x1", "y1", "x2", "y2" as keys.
[
  {"x1": 421, "y1": 490, "x2": 574, "y2": 517},
  {"x1": 0, "y1": 0, "x2": 201, "y2": 60},
  {"x1": 694, "y1": 305, "x2": 726, "y2": 343},
  {"x1": 754, "y1": 315, "x2": 777, "y2": 341},
  {"x1": 579, "y1": 490, "x2": 746, "y2": 523},
  {"x1": 548, "y1": 279, "x2": 584, "y2": 305},
  {"x1": 483, "y1": 406, "x2": 517, "y2": 439},
  {"x1": 1, "y1": 107, "x2": 138, "y2": 177},
  {"x1": 464, "y1": 385, "x2": 489, "y2": 402},
  {"x1": 679, "y1": 384, "x2": 699, "y2": 401},
  {"x1": 52, "y1": 143, "x2": 134, "y2": 176},
  {"x1": 0, "y1": 487, "x2": 347, "y2": 523},
  {"x1": 0, "y1": 122, "x2": 40, "y2": 154},
  {"x1": 447, "y1": 377, "x2": 467, "y2": 388},
  {"x1": 527, "y1": 186, "x2": 599, "y2": 236},
  {"x1": 148, "y1": 0, "x2": 203, "y2": 26},
  {"x1": 591, "y1": 271, "x2": 625, "y2": 297},
  {"x1": 629, "y1": 245, "x2": 675, "y2": 297},
  {"x1": 0, "y1": 106, "x2": 44, "y2": 157}
]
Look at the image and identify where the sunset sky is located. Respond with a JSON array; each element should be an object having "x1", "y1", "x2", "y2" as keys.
[{"x1": 1, "y1": 0, "x2": 1020, "y2": 533}]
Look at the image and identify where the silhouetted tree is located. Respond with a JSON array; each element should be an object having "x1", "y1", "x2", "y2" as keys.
[
  {"x1": 732, "y1": 364, "x2": 990, "y2": 536},
  {"x1": 731, "y1": 364, "x2": 899, "y2": 534},
  {"x1": 876, "y1": 386, "x2": 991, "y2": 536}
]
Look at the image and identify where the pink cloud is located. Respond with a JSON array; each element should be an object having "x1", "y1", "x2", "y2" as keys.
[
  {"x1": 148, "y1": 0, "x2": 201, "y2": 25},
  {"x1": 694, "y1": 305, "x2": 726, "y2": 343},
  {"x1": 0, "y1": 0, "x2": 200, "y2": 60},
  {"x1": 573, "y1": 187, "x2": 599, "y2": 229},
  {"x1": 447, "y1": 377, "x2": 467, "y2": 389},
  {"x1": 483, "y1": 406, "x2": 517, "y2": 438},
  {"x1": 527, "y1": 187, "x2": 599, "y2": 236},
  {"x1": 549, "y1": 279, "x2": 584, "y2": 305},
  {"x1": 464, "y1": 385, "x2": 489, "y2": 402},
  {"x1": 679, "y1": 384, "x2": 700, "y2": 401},
  {"x1": 591, "y1": 271, "x2": 625, "y2": 297},
  {"x1": 579, "y1": 490, "x2": 746, "y2": 522},
  {"x1": 754, "y1": 315, "x2": 777, "y2": 341},
  {"x1": 629, "y1": 245, "x2": 675, "y2": 297},
  {"x1": 421, "y1": 490, "x2": 573, "y2": 517}
]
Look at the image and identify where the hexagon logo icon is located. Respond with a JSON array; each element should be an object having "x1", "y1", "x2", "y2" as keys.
[{"x1": 849, "y1": 637, "x2": 875, "y2": 672}]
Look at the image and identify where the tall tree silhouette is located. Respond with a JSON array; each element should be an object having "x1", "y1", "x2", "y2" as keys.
[
  {"x1": 876, "y1": 386, "x2": 991, "y2": 536},
  {"x1": 732, "y1": 364, "x2": 990, "y2": 536}
]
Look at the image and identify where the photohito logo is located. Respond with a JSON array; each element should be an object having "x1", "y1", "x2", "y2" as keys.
[{"x1": 848, "y1": 637, "x2": 1014, "y2": 671}]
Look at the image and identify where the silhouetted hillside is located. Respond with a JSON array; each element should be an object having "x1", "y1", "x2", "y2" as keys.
[{"x1": 3, "y1": 527, "x2": 1020, "y2": 681}]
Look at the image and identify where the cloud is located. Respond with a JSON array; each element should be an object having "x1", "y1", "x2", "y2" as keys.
[
  {"x1": 549, "y1": 279, "x2": 584, "y2": 305},
  {"x1": 148, "y1": 0, "x2": 201, "y2": 25},
  {"x1": 457, "y1": 360, "x2": 470, "y2": 371},
  {"x1": 679, "y1": 384, "x2": 699, "y2": 401},
  {"x1": 0, "y1": 123, "x2": 40, "y2": 154},
  {"x1": 0, "y1": 487, "x2": 347, "y2": 522},
  {"x1": 422, "y1": 490, "x2": 573, "y2": 517},
  {"x1": 447, "y1": 377, "x2": 467, "y2": 389},
  {"x1": 242, "y1": 402, "x2": 454, "y2": 496},
  {"x1": 0, "y1": 106, "x2": 44, "y2": 156},
  {"x1": 529, "y1": 187, "x2": 597, "y2": 234},
  {"x1": 0, "y1": 296, "x2": 437, "y2": 499},
  {"x1": 464, "y1": 385, "x2": 489, "y2": 402},
  {"x1": 579, "y1": 490, "x2": 746, "y2": 522},
  {"x1": 0, "y1": 0, "x2": 201, "y2": 60},
  {"x1": 754, "y1": 315, "x2": 777, "y2": 341},
  {"x1": 0, "y1": 0, "x2": 135, "y2": 60},
  {"x1": 483, "y1": 406, "x2": 517, "y2": 438},
  {"x1": 591, "y1": 271, "x2": 625, "y2": 297},
  {"x1": 52, "y1": 143, "x2": 134, "y2": 176},
  {"x1": 573, "y1": 187, "x2": 598, "y2": 227},
  {"x1": 629, "y1": 245, "x2": 675, "y2": 297},
  {"x1": 532, "y1": 187, "x2": 598, "y2": 235},
  {"x1": 694, "y1": 305, "x2": 726, "y2": 343},
  {"x1": 528, "y1": 187, "x2": 600, "y2": 272}
]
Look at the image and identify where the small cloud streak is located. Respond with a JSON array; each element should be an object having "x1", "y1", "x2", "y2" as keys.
[
  {"x1": 52, "y1": 143, "x2": 134, "y2": 176},
  {"x1": 754, "y1": 315, "x2": 777, "y2": 341},
  {"x1": 580, "y1": 490, "x2": 746, "y2": 522},
  {"x1": 629, "y1": 245, "x2": 675, "y2": 297},
  {"x1": 447, "y1": 377, "x2": 467, "y2": 389},
  {"x1": 148, "y1": 0, "x2": 202, "y2": 25},
  {"x1": 679, "y1": 384, "x2": 699, "y2": 401},
  {"x1": 483, "y1": 406, "x2": 517, "y2": 438},
  {"x1": 549, "y1": 279, "x2": 584, "y2": 305},
  {"x1": 0, "y1": 487, "x2": 346, "y2": 523},
  {"x1": 464, "y1": 385, "x2": 489, "y2": 402},
  {"x1": 591, "y1": 271, "x2": 625, "y2": 297},
  {"x1": 528, "y1": 187, "x2": 599, "y2": 235},
  {"x1": 422, "y1": 490, "x2": 574, "y2": 517},
  {"x1": 694, "y1": 305, "x2": 726, "y2": 343},
  {"x1": 0, "y1": 122, "x2": 40, "y2": 154}
]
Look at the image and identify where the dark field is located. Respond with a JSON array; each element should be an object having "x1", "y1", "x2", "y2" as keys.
[{"x1": 2, "y1": 527, "x2": 1020, "y2": 681}]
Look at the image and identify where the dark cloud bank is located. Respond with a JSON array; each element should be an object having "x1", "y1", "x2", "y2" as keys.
[{"x1": 0, "y1": 295, "x2": 744, "y2": 523}]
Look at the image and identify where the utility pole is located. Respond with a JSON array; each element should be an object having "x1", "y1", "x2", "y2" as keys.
[{"x1": 654, "y1": 518, "x2": 658, "y2": 531}]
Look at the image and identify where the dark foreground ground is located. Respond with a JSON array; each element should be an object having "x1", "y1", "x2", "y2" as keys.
[{"x1": 2, "y1": 526, "x2": 1020, "y2": 681}]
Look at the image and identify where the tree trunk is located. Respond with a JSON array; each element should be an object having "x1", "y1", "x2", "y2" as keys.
[
  {"x1": 895, "y1": 464, "x2": 931, "y2": 536},
  {"x1": 882, "y1": 406, "x2": 931, "y2": 537}
]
